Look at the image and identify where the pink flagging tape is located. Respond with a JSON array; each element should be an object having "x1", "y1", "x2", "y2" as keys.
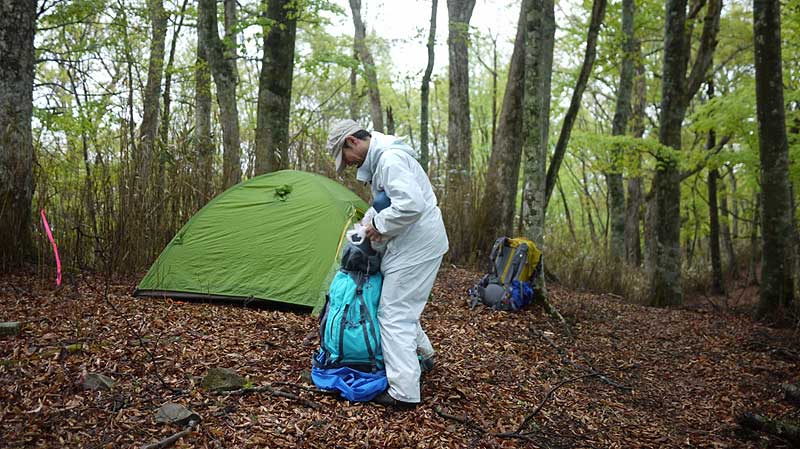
[{"x1": 40, "y1": 209, "x2": 62, "y2": 286}]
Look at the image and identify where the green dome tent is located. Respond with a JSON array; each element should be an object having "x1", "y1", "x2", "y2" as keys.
[{"x1": 134, "y1": 170, "x2": 367, "y2": 313}]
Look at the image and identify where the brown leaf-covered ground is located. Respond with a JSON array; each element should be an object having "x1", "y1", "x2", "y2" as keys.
[{"x1": 1, "y1": 268, "x2": 798, "y2": 448}]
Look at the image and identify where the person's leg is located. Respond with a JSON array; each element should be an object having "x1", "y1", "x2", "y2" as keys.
[
  {"x1": 378, "y1": 257, "x2": 442, "y2": 403},
  {"x1": 415, "y1": 322, "x2": 434, "y2": 359}
]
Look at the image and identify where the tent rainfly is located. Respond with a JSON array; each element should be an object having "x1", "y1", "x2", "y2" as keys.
[{"x1": 134, "y1": 170, "x2": 367, "y2": 313}]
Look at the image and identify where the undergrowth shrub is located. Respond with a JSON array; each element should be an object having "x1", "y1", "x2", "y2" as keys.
[{"x1": 545, "y1": 235, "x2": 649, "y2": 303}]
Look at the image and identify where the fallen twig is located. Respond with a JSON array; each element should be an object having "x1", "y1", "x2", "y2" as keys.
[
  {"x1": 541, "y1": 296, "x2": 572, "y2": 338},
  {"x1": 89, "y1": 244, "x2": 182, "y2": 395},
  {"x1": 433, "y1": 406, "x2": 489, "y2": 434},
  {"x1": 221, "y1": 384, "x2": 321, "y2": 409},
  {"x1": 515, "y1": 373, "x2": 599, "y2": 434},
  {"x1": 433, "y1": 407, "x2": 536, "y2": 442},
  {"x1": 530, "y1": 327, "x2": 633, "y2": 391},
  {"x1": 435, "y1": 374, "x2": 599, "y2": 442},
  {"x1": 140, "y1": 419, "x2": 199, "y2": 449}
]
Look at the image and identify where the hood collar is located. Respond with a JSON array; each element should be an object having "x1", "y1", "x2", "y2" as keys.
[{"x1": 356, "y1": 132, "x2": 417, "y2": 183}]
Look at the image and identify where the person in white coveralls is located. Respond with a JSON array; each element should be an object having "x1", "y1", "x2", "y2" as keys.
[{"x1": 327, "y1": 119, "x2": 449, "y2": 407}]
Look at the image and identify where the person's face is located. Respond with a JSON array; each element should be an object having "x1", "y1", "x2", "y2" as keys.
[{"x1": 341, "y1": 135, "x2": 368, "y2": 168}]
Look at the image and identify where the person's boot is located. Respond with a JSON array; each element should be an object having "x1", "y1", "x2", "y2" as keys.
[
  {"x1": 371, "y1": 390, "x2": 418, "y2": 409},
  {"x1": 419, "y1": 354, "x2": 435, "y2": 373}
]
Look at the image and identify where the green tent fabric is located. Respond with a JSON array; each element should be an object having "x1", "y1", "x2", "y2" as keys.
[{"x1": 135, "y1": 170, "x2": 367, "y2": 313}]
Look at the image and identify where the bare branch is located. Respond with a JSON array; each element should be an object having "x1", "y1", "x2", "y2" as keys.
[
  {"x1": 686, "y1": 0, "x2": 721, "y2": 101},
  {"x1": 140, "y1": 419, "x2": 199, "y2": 449}
]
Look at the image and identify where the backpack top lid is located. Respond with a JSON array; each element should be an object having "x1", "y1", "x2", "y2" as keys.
[
  {"x1": 490, "y1": 237, "x2": 542, "y2": 285},
  {"x1": 341, "y1": 238, "x2": 381, "y2": 274}
]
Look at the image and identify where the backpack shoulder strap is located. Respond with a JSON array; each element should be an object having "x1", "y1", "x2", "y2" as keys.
[
  {"x1": 488, "y1": 237, "x2": 507, "y2": 277},
  {"x1": 502, "y1": 243, "x2": 529, "y2": 285}
]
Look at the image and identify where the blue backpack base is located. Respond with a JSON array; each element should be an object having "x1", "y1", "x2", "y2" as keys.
[{"x1": 311, "y1": 350, "x2": 387, "y2": 402}]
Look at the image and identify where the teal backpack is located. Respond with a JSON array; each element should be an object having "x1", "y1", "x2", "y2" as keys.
[{"x1": 314, "y1": 238, "x2": 383, "y2": 371}]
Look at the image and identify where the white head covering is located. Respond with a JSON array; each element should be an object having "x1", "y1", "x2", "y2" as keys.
[{"x1": 326, "y1": 119, "x2": 363, "y2": 173}]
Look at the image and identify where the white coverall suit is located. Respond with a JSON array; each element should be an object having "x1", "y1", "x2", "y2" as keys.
[{"x1": 356, "y1": 132, "x2": 449, "y2": 403}]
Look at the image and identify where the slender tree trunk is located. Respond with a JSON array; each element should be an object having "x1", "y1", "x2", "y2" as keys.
[
  {"x1": 255, "y1": 0, "x2": 298, "y2": 175},
  {"x1": 420, "y1": 0, "x2": 438, "y2": 173},
  {"x1": 687, "y1": 185, "x2": 701, "y2": 269},
  {"x1": 706, "y1": 79, "x2": 724, "y2": 294},
  {"x1": 543, "y1": 0, "x2": 607, "y2": 209},
  {"x1": 195, "y1": 13, "x2": 214, "y2": 209},
  {"x1": 349, "y1": 47, "x2": 359, "y2": 120},
  {"x1": 198, "y1": 0, "x2": 241, "y2": 189},
  {"x1": 643, "y1": 181, "x2": 658, "y2": 277},
  {"x1": 445, "y1": 0, "x2": 476, "y2": 263},
  {"x1": 731, "y1": 168, "x2": 739, "y2": 238},
  {"x1": 131, "y1": 0, "x2": 167, "y2": 263},
  {"x1": 557, "y1": 177, "x2": 577, "y2": 241},
  {"x1": 719, "y1": 171, "x2": 737, "y2": 277},
  {"x1": 386, "y1": 105, "x2": 395, "y2": 134},
  {"x1": 349, "y1": 0, "x2": 383, "y2": 132},
  {"x1": 582, "y1": 160, "x2": 598, "y2": 246},
  {"x1": 625, "y1": 49, "x2": 646, "y2": 267},
  {"x1": 650, "y1": 0, "x2": 721, "y2": 307},
  {"x1": 749, "y1": 193, "x2": 760, "y2": 285},
  {"x1": 433, "y1": 78, "x2": 444, "y2": 183},
  {"x1": 626, "y1": 177, "x2": 643, "y2": 266},
  {"x1": 0, "y1": 0, "x2": 36, "y2": 269},
  {"x1": 490, "y1": 39, "x2": 497, "y2": 149},
  {"x1": 65, "y1": 70, "x2": 99, "y2": 254},
  {"x1": 473, "y1": 0, "x2": 526, "y2": 257},
  {"x1": 520, "y1": 0, "x2": 555, "y2": 247},
  {"x1": 138, "y1": 0, "x2": 168, "y2": 199},
  {"x1": 753, "y1": 0, "x2": 794, "y2": 316},
  {"x1": 160, "y1": 0, "x2": 188, "y2": 175},
  {"x1": 608, "y1": 0, "x2": 633, "y2": 263},
  {"x1": 159, "y1": 0, "x2": 188, "y2": 243}
]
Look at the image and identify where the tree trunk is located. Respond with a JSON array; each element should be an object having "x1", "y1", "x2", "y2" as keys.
[
  {"x1": 473, "y1": 0, "x2": 526, "y2": 257},
  {"x1": 650, "y1": 0, "x2": 721, "y2": 307},
  {"x1": 386, "y1": 105, "x2": 395, "y2": 134},
  {"x1": 706, "y1": 79, "x2": 724, "y2": 294},
  {"x1": 445, "y1": 0, "x2": 476, "y2": 263},
  {"x1": 195, "y1": 12, "x2": 214, "y2": 209},
  {"x1": 753, "y1": 0, "x2": 794, "y2": 316},
  {"x1": 625, "y1": 49, "x2": 646, "y2": 267},
  {"x1": 65, "y1": 70, "x2": 99, "y2": 262},
  {"x1": 607, "y1": 0, "x2": 633, "y2": 263},
  {"x1": 349, "y1": 0, "x2": 383, "y2": 132},
  {"x1": 644, "y1": 182, "x2": 658, "y2": 278},
  {"x1": 160, "y1": 0, "x2": 189, "y2": 184},
  {"x1": 129, "y1": 0, "x2": 167, "y2": 264},
  {"x1": 626, "y1": 177, "x2": 643, "y2": 266},
  {"x1": 651, "y1": 0, "x2": 688, "y2": 306},
  {"x1": 731, "y1": 167, "x2": 739, "y2": 238},
  {"x1": 557, "y1": 177, "x2": 577, "y2": 241},
  {"x1": 349, "y1": 47, "x2": 358, "y2": 120},
  {"x1": 581, "y1": 160, "x2": 598, "y2": 246},
  {"x1": 255, "y1": 0, "x2": 298, "y2": 175},
  {"x1": 137, "y1": 0, "x2": 168, "y2": 200},
  {"x1": 420, "y1": 0, "x2": 438, "y2": 173},
  {"x1": 543, "y1": 0, "x2": 607, "y2": 209},
  {"x1": 0, "y1": 0, "x2": 36, "y2": 270},
  {"x1": 749, "y1": 193, "x2": 760, "y2": 285},
  {"x1": 158, "y1": 0, "x2": 188, "y2": 246},
  {"x1": 719, "y1": 170, "x2": 737, "y2": 277},
  {"x1": 520, "y1": 0, "x2": 555, "y2": 247},
  {"x1": 198, "y1": 0, "x2": 241, "y2": 189}
]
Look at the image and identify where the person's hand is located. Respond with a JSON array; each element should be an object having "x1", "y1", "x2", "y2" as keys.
[{"x1": 365, "y1": 222, "x2": 383, "y2": 242}]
